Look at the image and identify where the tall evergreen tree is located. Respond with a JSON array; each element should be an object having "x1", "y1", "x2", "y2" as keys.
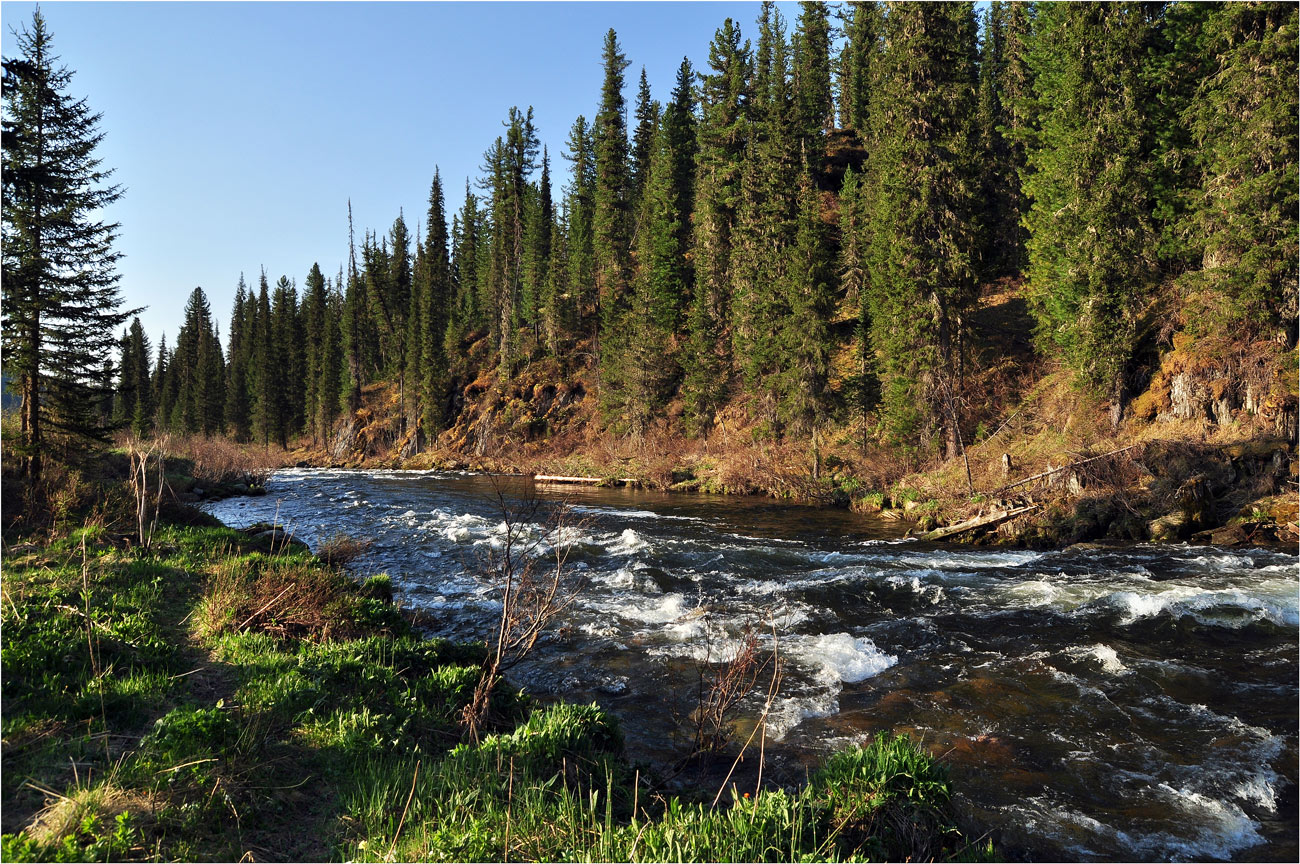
[
  {"x1": 557, "y1": 116, "x2": 597, "y2": 348},
  {"x1": 224, "y1": 275, "x2": 254, "y2": 441},
  {"x1": 300, "y1": 263, "x2": 329, "y2": 443},
  {"x1": 791, "y1": 0, "x2": 833, "y2": 166},
  {"x1": 837, "y1": 1, "x2": 880, "y2": 131},
  {"x1": 2, "y1": 9, "x2": 135, "y2": 478},
  {"x1": 593, "y1": 29, "x2": 632, "y2": 362},
  {"x1": 684, "y1": 18, "x2": 751, "y2": 435},
  {"x1": 863, "y1": 1, "x2": 981, "y2": 457},
  {"x1": 1022, "y1": 2, "x2": 1160, "y2": 428},
  {"x1": 419, "y1": 170, "x2": 453, "y2": 438},
  {"x1": 1183, "y1": 1, "x2": 1298, "y2": 333},
  {"x1": 629, "y1": 68, "x2": 659, "y2": 210},
  {"x1": 115, "y1": 317, "x2": 153, "y2": 438}
]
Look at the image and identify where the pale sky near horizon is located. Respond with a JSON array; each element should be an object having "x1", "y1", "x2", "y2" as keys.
[{"x1": 2, "y1": 1, "x2": 797, "y2": 351}]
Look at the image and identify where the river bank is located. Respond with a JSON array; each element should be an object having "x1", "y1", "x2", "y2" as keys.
[
  {"x1": 204, "y1": 466, "x2": 1299, "y2": 862},
  {"x1": 1, "y1": 470, "x2": 991, "y2": 862}
]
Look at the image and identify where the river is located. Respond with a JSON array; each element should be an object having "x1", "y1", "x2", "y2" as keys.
[{"x1": 204, "y1": 468, "x2": 1298, "y2": 862}]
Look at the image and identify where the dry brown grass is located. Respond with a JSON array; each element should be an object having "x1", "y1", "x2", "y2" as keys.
[
  {"x1": 199, "y1": 555, "x2": 374, "y2": 642},
  {"x1": 316, "y1": 533, "x2": 374, "y2": 567},
  {"x1": 167, "y1": 435, "x2": 285, "y2": 487}
]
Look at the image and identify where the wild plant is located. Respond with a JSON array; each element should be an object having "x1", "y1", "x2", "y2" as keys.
[
  {"x1": 126, "y1": 434, "x2": 168, "y2": 554},
  {"x1": 461, "y1": 480, "x2": 588, "y2": 741}
]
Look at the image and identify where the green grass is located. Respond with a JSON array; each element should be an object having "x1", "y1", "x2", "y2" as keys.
[{"x1": 2, "y1": 507, "x2": 994, "y2": 862}]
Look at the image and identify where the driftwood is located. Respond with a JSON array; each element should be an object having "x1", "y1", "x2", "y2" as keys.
[
  {"x1": 993, "y1": 444, "x2": 1141, "y2": 493},
  {"x1": 533, "y1": 474, "x2": 639, "y2": 486},
  {"x1": 922, "y1": 504, "x2": 1040, "y2": 541}
]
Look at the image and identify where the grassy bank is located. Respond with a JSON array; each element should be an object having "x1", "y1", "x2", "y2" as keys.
[{"x1": 1, "y1": 487, "x2": 993, "y2": 862}]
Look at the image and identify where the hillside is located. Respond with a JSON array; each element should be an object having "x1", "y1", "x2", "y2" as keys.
[{"x1": 293, "y1": 273, "x2": 1298, "y2": 549}]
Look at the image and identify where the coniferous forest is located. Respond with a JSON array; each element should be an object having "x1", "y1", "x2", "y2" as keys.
[
  {"x1": 3, "y1": 5, "x2": 1299, "y2": 862},
  {"x1": 8, "y1": 0, "x2": 1300, "y2": 520}
]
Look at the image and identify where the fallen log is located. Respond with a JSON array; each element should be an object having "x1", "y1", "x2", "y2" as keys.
[
  {"x1": 993, "y1": 444, "x2": 1141, "y2": 494},
  {"x1": 922, "y1": 504, "x2": 1040, "y2": 541},
  {"x1": 533, "y1": 474, "x2": 640, "y2": 486}
]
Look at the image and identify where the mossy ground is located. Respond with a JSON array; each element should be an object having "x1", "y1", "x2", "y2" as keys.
[{"x1": 1, "y1": 485, "x2": 992, "y2": 862}]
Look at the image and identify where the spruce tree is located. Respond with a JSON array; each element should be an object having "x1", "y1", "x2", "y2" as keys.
[
  {"x1": 629, "y1": 68, "x2": 659, "y2": 210},
  {"x1": 301, "y1": 263, "x2": 329, "y2": 443},
  {"x1": 114, "y1": 317, "x2": 153, "y2": 438},
  {"x1": 2, "y1": 9, "x2": 135, "y2": 478},
  {"x1": 419, "y1": 170, "x2": 453, "y2": 438},
  {"x1": 792, "y1": 0, "x2": 832, "y2": 166},
  {"x1": 558, "y1": 116, "x2": 597, "y2": 348},
  {"x1": 225, "y1": 275, "x2": 253, "y2": 441},
  {"x1": 863, "y1": 1, "x2": 981, "y2": 457},
  {"x1": 684, "y1": 18, "x2": 751, "y2": 435},
  {"x1": 837, "y1": 1, "x2": 880, "y2": 132},
  {"x1": 252, "y1": 272, "x2": 276, "y2": 443},
  {"x1": 1184, "y1": 1, "x2": 1298, "y2": 333},
  {"x1": 1022, "y1": 2, "x2": 1160, "y2": 427},
  {"x1": 593, "y1": 29, "x2": 632, "y2": 361}
]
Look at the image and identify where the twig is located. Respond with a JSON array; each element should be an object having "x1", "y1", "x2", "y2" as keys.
[
  {"x1": 388, "y1": 759, "x2": 421, "y2": 861},
  {"x1": 235, "y1": 584, "x2": 295, "y2": 632}
]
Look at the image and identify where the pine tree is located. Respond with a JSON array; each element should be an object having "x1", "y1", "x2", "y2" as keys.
[
  {"x1": 2, "y1": 9, "x2": 135, "y2": 478},
  {"x1": 1183, "y1": 1, "x2": 1298, "y2": 333},
  {"x1": 557, "y1": 116, "x2": 597, "y2": 348},
  {"x1": 838, "y1": 165, "x2": 878, "y2": 449},
  {"x1": 977, "y1": 0, "x2": 1033, "y2": 278},
  {"x1": 863, "y1": 1, "x2": 981, "y2": 457},
  {"x1": 152, "y1": 334, "x2": 174, "y2": 434},
  {"x1": 316, "y1": 280, "x2": 344, "y2": 446},
  {"x1": 252, "y1": 272, "x2": 276, "y2": 443},
  {"x1": 269, "y1": 275, "x2": 300, "y2": 447},
  {"x1": 1022, "y1": 2, "x2": 1160, "y2": 428},
  {"x1": 445, "y1": 184, "x2": 482, "y2": 358},
  {"x1": 341, "y1": 204, "x2": 368, "y2": 414}
]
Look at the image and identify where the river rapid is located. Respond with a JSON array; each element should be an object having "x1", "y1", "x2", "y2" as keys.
[{"x1": 204, "y1": 468, "x2": 1298, "y2": 862}]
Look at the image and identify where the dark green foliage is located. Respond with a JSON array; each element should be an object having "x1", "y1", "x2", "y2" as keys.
[
  {"x1": 170, "y1": 287, "x2": 225, "y2": 436},
  {"x1": 792, "y1": 0, "x2": 832, "y2": 167},
  {"x1": 594, "y1": 29, "x2": 632, "y2": 378},
  {"x1": 417, "y1": 170, "x2": 453, "y2": 439},
  {"x1": 683, "y1": 18, "x2": 751, "y2": 435},
  {"x1": 224, "y1": 275, "x2": 254, "y2": 441},
  {"x1": 862, "y1": 1, "x2": 981, "y2": 457},
  {"x1": 977, "y1": 0, "x2": 1032, "y2": 278},
  {"x1": 1022, "y1": 2, "x2": 1160, "y2": 424},
  {"x1": 836, "y1": 1, "x2": 879, "y2": 131},
  {"x1": 629, "y1": 67, "x2": 659, "y2": 211},
  {"x1": 115, "y1": 317, "x2": 153, "y2": 439},
  {"x1": 1182, "y1": 1, "x2": 1298, "y2": 333},
  {"x1": 2, "y1": 10, "x2": 135, "y2": 479}
]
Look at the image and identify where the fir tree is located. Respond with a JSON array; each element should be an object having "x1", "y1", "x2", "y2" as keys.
[
  {"x1": 419, "y1": 170, "x2": 453, "y2": 438},
  {"x1": 792, "y1": 0, "x2": 833, "y2": 165},
  {"x1": 115, "y1": 317, "x2": 153, "y2": 438},
  {"x1": 2, "y1": 9, "x2": 135, "y2": 478}
]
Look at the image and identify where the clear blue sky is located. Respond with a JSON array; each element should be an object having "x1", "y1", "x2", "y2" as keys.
[{"x1": 2, "y1": 1, "x2": 802, "y2": 349}]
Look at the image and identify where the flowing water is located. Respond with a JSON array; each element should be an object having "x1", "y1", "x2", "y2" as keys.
[{"x1": 205, "y1": 468, "x2": 1298, "y2": 862}]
